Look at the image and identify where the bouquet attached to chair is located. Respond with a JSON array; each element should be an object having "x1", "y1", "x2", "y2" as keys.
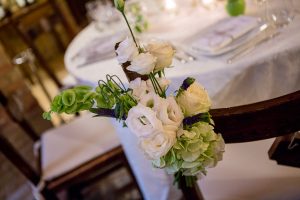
[{"x1": 43, "y1": 0, "x2": 225, "y2": 188}]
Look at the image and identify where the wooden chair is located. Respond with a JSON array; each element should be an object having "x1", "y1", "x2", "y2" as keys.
[
  {"x1": 0, "y1": 92, "x2": 143, "y2": 199},
  {"x1": 181, "y1": 90, "x2": 300, "y2": 200}
]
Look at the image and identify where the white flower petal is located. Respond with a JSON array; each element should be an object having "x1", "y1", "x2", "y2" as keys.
[
  {"x1": 127, "y1": 53, "x2": 156, "y2": 75},
  {"x1": 116, "y1": 37, "x2": 139, "y2": 64},
  {"x1": 146, "y1": 40, "x2": 174, "y2": 72},
  {"x1": 125, "y1": 103, "x2": 163, "y2": 138}
]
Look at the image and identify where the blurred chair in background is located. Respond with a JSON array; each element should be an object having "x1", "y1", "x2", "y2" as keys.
[{"x1": 0, "y1": 90, "x2": 143, "y2": 200}]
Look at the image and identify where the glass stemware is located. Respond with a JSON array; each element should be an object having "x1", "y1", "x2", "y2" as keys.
[
  {"x1": 255, "y1": 0, "x2": 295, "y2": 28},
  {"x1": 269, "y1": 0, "x2": 295, "y2": 27},
  {"x1": 86, "y1": 0, "x2": 120, "y2": 31}
]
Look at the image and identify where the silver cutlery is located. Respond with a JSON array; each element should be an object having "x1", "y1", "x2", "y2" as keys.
[
  {"x1": 227, "y1": 24, "x2": 278, "y2": 64},
  {"x1": 173, "y1": 44, "x2": 196, "y2": 63}
]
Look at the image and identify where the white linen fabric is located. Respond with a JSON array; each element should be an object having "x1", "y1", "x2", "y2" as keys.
[
  {"x1": 41, "y1": 114, "x2": 120, "y2": 181},
  {"x1": 63, "y1": 1, "x2": 300, "y2": 199},
  {"x1": 191, "y1": 16, "x2": 258, "y2": 53}
]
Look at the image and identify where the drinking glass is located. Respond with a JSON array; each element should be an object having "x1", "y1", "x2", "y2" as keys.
[
  {"x1": 268, "y1": 0, "x2": 295, "y2": 27},
  {"x1": 255, "y1": 0, "x2": 295, "y2": 27},
  {"x1": 86, "y1": 0, "x2": 120, "y2": 31}
]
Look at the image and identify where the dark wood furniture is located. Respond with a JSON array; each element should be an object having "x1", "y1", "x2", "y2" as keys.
[
  {"x1": 0, "y1": 95, "x2": 143, "y2": 200},
  {"x1": 0, "y1": 0, "x2": 76, "y2": 88},
  {"x1": 181, "y1": 90, "x2": 300, "y2": 200}
]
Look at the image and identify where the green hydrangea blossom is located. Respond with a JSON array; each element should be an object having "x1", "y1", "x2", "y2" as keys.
[{"x1": 153, "y1": 122, "x2": 225, "y2": 177}]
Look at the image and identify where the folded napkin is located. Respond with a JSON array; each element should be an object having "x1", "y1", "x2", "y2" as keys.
[
  {"x1": 191, "y1": 16, "x2": 258, "y2": 54},
  {"x1": 72, "y1": 32, "x2": 125, "y2": 67}
]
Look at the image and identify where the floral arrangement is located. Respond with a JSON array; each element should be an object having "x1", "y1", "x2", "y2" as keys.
[{"x1": 43, "y1": 0, "x2": 225, "y2": 188}]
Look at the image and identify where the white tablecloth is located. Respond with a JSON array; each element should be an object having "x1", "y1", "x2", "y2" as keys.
[{"x1": 64, "y1": 2, "x2": 300, "y2": 200}]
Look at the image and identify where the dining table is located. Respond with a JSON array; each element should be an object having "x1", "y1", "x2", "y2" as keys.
[{"x1": 64, "y1": 1, "x2": 300, "y2": 199}]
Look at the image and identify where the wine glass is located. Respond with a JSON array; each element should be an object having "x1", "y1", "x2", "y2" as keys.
[
  {"x1": 255, "y1": 0, "x2": 270, "y2": 23},
  {"x1": 255, "y1": 0, "x2": 295, "y2": 27},
  {"x1": 86, "y1": 0, "x2": 120, "y2": 31},
  {"x1": 268, "y1": 0, "x2": 295, "y2": 27}
]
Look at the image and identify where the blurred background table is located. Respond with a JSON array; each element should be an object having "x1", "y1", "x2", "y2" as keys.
[{"x1": 63, "y1": 1, "x2": 300, "y2": 200}]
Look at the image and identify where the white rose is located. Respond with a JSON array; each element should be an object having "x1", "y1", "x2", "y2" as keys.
[
  {"x1": 157, "y1": 96, "x2": 183, "y2": 128},
  {"x1": 146, "y1": 77, "x2": 171, "y2": 93},
  {"x1": 127, "y1": 52, "x2": 157, "y2": 75},
  {"x1": 128, "y1": 78, "x2": 149, "y2": 100},
  {"x1": 116, "y1": 37, "x2": 139, "y2": 64},
  {"x1": 176, "y1": 82, "x2": 211, "y2": 117},
  {"x1": 146, "y1": 40, "x2": 174, "y2": 72},
  {"x1": 139, "y1": 127, "x2": 176, "y2": 159},
  {"x1": 125, "y1": 103, "x2": 163, "y2": 138}
]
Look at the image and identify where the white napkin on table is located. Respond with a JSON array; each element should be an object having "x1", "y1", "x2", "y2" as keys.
[
  {"x1": 191, "y1": 16, "x2": 258, "y2": 54},
  {"x1": 72, "y1": 32, "x2": 125, "y2": 67}
]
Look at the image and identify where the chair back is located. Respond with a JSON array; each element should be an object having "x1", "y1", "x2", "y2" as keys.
[
  {"x1": 211, "y1": 90, "x2": 300, "y2": 143},
  {"x1": 181, "y1": 91, "x2": 300, "y2": 200}
]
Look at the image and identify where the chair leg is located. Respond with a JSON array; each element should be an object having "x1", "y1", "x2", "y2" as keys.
[
  {"x1": 67, "y1": 186, "x2": 83, "y2": 200},
  {"x1": 41, "y1": 187, "x2": 60, "y2": 200}
]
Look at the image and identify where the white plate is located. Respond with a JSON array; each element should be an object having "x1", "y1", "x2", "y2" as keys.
[{"x1": 183, "y1": 17, "x2": 261, "y2": 57}]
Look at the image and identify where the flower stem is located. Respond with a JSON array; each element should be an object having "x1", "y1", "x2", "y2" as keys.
[
  {"x1": 148, "y1": 73, "x2": 166, "y2": 98},
  {"x1": 149, "y1": 73, "x2": 159, "y2": 95},
  {"x1": 122, "y1": 12, "x2": 139, "y2": 50}
]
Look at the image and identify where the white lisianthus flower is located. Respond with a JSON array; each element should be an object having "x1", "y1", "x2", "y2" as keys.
[
  {"x1": 157, "y1": 96, "x2": 184, "y2": 128},
  {"x1": 146, "y1": 77, "x2": 171, "y2": 93},
  {"x1": 127, "y1": 52, "x2": 157, "y2": 75},
  {"x1": 139, "y1": 127, "x2": 176, "y2": 159},
  {"x1": 116, "y1": 37, "x2": 139, "y2": 64},
  {"x1": 128, "y1": 78, "x2": 149, "y2": 100},
  {"x1": 125, "y1": 103, "x2": 163, "y2": 138},
  {"x1": 146, "y1": 40, "x2": 174, "y2": 72},
  {"x1": 139, "y1": 92, "x2": 161, "y2": 109},
  {"x1": 177, "y1": 82, "x2": 211, "y2": 117}
]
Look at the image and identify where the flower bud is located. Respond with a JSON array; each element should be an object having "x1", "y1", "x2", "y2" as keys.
[{"x1": 114, "y1": 0, "x2": 125, "y2": 12}]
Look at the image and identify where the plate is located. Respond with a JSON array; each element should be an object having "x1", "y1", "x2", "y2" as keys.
[{"x1": 183, "y1": 16, "x2": 260, "y2": 57}]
